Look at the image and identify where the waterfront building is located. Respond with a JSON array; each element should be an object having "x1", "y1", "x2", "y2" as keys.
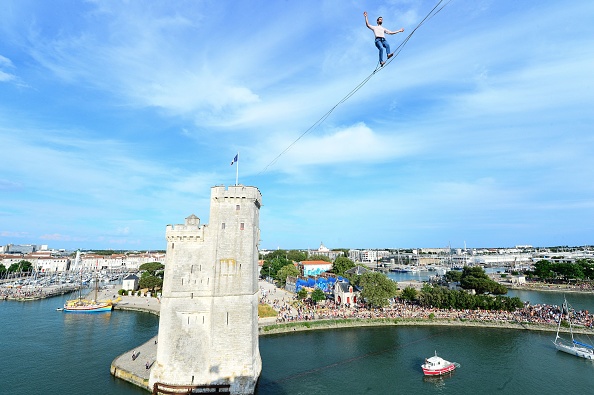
[
  {"x1": 122, "y1": 274, "x2": 139, "y2": 291},
  {"x1": 299, "y1": 260, "x2": 332, "y2": 276},
  {"x1": 79, "y1": 252, "x2": 165, "y2": 271},
  {"x1": 33, "y1": 256, "x2": 70, "y2": 272},
  {"x1": 0, "y1": 253, "x2": 69, "y2": 272},
  {"x1": 1, "y1": 243, "x2": 42, "y2": 254},
  {"x1": 149, "y1": 185, "x2": 262, "y2": 394},
  {"x1": 334, "y1": 281, "x2": 358, "y2": 306},
  {"x1": 307, "y1": 242, "x2": 342, "y2": 261},
  {"x1": 348, "y1": 249, "x2": 390, "y2": 263}
]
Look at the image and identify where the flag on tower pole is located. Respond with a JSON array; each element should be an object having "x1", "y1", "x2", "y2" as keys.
[{"x1": 231, "y1": 152, "x2": 239, "y2": 185}]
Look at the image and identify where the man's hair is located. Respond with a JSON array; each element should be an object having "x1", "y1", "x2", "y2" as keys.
[{"x1": 377, "y1": 16, "x2": 382, "y2": 22}]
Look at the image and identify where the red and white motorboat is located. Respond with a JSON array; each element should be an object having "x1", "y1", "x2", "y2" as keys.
[{"x1": 421, "y1": 351, "x2": 459, "y2": 376}]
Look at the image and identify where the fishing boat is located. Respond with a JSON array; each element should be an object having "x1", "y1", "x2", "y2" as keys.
[
  {"x1": 421, "y1": 351, "x2": 459, "y2": 376},
  {"x1": 553, "y1": 298, "x2": 594, "y2": 360}
]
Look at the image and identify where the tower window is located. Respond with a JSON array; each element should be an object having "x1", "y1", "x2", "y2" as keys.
[
  {"x1": 240, "y1": 223, "x2": 245, "y2": 230},
  {"x1": 221, "y1": 223, "x2": 225, "y2": 230},
  {"x1": 236, "y1": 204, "x2": 240, "y2": 210}
]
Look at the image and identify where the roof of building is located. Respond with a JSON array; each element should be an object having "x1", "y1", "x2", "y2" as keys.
[
  {"x1": 123, "y1": 274, "x2": 139, "y2": 280},
  {"x1": 345, "y1": 265, "x2": 371, "y2": 275},
  {"x1": 336, "y1": 282, "x2": 353, "y2": 293}
]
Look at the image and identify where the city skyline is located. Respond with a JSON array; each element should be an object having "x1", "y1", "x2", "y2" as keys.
[{"x1": 1, "y1": 1, "x2": 593, "y2": 251}]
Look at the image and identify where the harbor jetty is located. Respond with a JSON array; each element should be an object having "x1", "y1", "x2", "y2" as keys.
[
  {"x1": 104, "y1": 289, "x2": 160, "y2": 391},
  {"x1": 1, "y1": 284, "x2": 78, "y2": 301}
]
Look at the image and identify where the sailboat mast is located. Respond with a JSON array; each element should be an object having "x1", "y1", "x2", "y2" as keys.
[
  {"x1": 94, "y1": 271, "x2": 98, "y2": 302},
  {"x1": 566, "y1": 298, "x2": 575, "y2": 342},
  {"x1": 555, "y1": 300, "x2": 563, "y2": 341}
]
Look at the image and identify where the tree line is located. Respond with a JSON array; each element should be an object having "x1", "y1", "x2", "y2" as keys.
[
  {"x1": 529, "y1": 259, "x2": 594, "y2": 282},
  {"x1": 0, "y1": 260, "x2": 33, "y2": 275}
]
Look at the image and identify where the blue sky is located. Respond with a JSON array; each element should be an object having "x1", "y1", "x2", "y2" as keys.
[{"x1": 1, "y1": 0, "x2": 593, "y2": 251}]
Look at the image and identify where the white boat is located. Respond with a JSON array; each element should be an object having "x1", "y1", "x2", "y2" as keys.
[
  {"x1": 553, "y1": 298, "x2": 594, "y2": 360},
  {"x1": 421, "y1": 351, "x2": 459, "y2": 376}
]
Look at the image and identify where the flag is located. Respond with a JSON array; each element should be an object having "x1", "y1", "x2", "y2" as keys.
[{"x1": 230, "y1": 154, "x2": 238, "y2": 165}]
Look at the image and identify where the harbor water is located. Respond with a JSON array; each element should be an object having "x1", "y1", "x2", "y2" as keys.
[
  {"x1": 2, "y1": 288, "x2": 594, "y2": 394},
  {"x1": 0, "y1": 292, "x2": 157, "y2": 394}
]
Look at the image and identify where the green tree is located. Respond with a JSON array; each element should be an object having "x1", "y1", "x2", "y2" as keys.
[
  {"x1": 359, "y1": 272, "x2": 398, "y2": 308},
  {"x1": 532, "y1": 260, "x2": 554, "y2": 280},
  {"x1": 332, "y1": 256, "x2": 355, "y2": 276},
  {"x1": 400, "y1": 286, "x2": 418, "y2": 301},
  {"x1": 264, "y1": 249, "x2": 288, "y2": 261},
  {"x1": 459, "y1": 266, "x2": 506, "y2": 295},
  {"x1": 297, "y1": 288, "x2": 308, "y2": 300},
  {"x1": 445, "y1": 270, "x2": 462, "y2": 283},
  {"x1": 307, "y1": 254, "x2": 331, "y2": 262},
  {"x1": 286, "y1": 250, "x2": 307, "y2": 263},
  {"x1": 554, "y1": 262, "x2": 584, "y2": 282},
  {"x1": 139, "y1": 272, "x2": 163, "y2": 293},
  {"x1": 276, "y1": 264, "x2": 299, "y2": 287},
  {"x1": 139, "y1": 262, "x2": 164, "y2": 277},
  {"x1": 577, "y1": 259, "x2": 594, "y2": 280},
  {"x1": 262, "y1": 254, "x2": 292, "y2": 280},
  {"x1": 311, "y1": 288, "x2": 326, "y2": 304},
  {"x1": 8, "y1": 260, "x2": 33, "y2": 273},
  {"x1": 491, "y1": 282, "x2": 508, "y2": 295},
  {"x1": 0, "y1": 264, "x2": 6, "y2": 274},
  {"x1": 419, "y1": 284, "x2": 520, "y2": 311}
]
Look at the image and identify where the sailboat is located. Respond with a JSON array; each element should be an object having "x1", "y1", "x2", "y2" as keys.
[
  {"x1": 63, "y1": 257, "x2": 113, "y2": 313},
  {"x1": 553, "y1": 298, "x2": 594, "y2": 360}
]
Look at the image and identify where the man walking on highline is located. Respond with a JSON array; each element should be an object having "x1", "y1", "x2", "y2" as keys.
[{"x1": 364, "y1": 11, "x2": 404, "y2": 67}]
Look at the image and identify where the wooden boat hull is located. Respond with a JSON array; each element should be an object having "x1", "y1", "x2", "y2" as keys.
[{"x1": 63, "y1": 301, "x2": 113, "y2": 313}]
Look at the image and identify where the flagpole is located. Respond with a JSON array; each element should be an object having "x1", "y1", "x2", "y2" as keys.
[{"x1": 235, "y1": 151, "x2": 239, "y2": 186}]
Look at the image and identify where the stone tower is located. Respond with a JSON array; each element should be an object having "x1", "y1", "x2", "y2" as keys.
[{"x1": 149, "y1": 185, "x2": 262, "y2": 394}]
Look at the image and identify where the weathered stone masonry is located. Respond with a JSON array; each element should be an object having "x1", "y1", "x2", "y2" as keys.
[{"x1": 149, "y1": 185, "x2": 262, "y2": 394}]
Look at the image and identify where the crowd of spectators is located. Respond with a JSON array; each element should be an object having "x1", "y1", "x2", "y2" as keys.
[{"x1": 260, "y1": 286, "x2": 594, "y2": 329}]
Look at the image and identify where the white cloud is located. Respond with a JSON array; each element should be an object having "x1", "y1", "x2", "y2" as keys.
[{"x1": 0, "y1": 54, "x2": 16, "y2": 82}]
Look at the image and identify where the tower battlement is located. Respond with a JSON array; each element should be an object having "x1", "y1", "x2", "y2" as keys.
[
  {"x1": 166, "y1": 214, "x2": 205, "y2": 243},
  {"x1": 211, "y1": 184, "x2": 262, "y2": 204}
]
